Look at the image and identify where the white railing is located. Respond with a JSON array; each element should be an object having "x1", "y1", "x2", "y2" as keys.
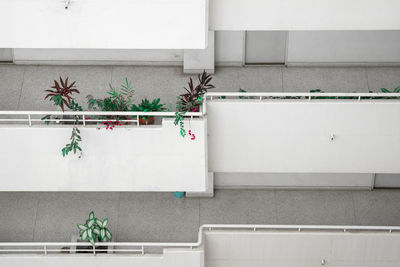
[
  {"x1": 205, "y1": 92, "x2": 400, "y2": 101},
  {"x1": 0, "y1": 224, "x2": 399, "y2": 256},
  {"x1": 1, "y1": 93, "x2": 400, "y2": 125},
  {"x1": 0, "y1": 111, "x2": 203, "y2": 126}
]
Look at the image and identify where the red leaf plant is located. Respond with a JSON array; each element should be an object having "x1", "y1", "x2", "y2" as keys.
[{"x1": 44, "y1": 77, "x2": 80, "y2": 111}]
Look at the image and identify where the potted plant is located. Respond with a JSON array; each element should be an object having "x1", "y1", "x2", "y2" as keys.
[
  {"x1": 175, "y1": 70, "x2": 215, "y2": 138},
  {"x1": 76, "y1": 211, "x2": 112, "y2": 253},
  {"x1": 87, "y1": 78, "x2": 135, "y2": 129},
  {"x1": 130, "y1": 98, "x2": 166, "y2": 125},
  {"x1": 42, "y1": 77, "x2": 81, "y2": 125}
]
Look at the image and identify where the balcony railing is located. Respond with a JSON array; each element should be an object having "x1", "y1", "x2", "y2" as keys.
[
  {"x1": 0, "y1": 224, "x2": 399, "y2": 256},
  {"x1": 206, "y1": 92, "x2": 400, "y2": 99},
  {"x1": 0, "y1": 111, "x2": 203, "y2": 126}
]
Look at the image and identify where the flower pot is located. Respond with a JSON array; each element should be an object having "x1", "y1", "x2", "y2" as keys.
[
  {"x1": 174, "y1": 192, "x2": 185, "y2": 198},
  {"x1": 139, "y1": 116, "x2": 154, "y2": 125},
  {"x1": 68, "y1": 235, "x2": 113, "y2": 254}
]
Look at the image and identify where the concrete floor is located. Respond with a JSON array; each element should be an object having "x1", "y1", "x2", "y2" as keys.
[
  {"x1": 0, "y1": 190, "x2": 400, "y2": 242},
  {"x1": 1, "y1": 65, "x2": 400, "y2": 111},
  {"x1": 0, "y1": 65, "x2": 400, "y2": 243}
]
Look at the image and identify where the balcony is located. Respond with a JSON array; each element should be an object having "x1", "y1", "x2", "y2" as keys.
[{"x1": 1, "y1": 65, "x2": 400, "y2": 266}]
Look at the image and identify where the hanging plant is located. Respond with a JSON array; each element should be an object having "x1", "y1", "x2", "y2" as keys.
[
  {"x1": 175, "y1": 71, "x2": 214, "y2": 138},
  {"x1": 43, "y1": 77, "x2": 83, "y2": 158}
]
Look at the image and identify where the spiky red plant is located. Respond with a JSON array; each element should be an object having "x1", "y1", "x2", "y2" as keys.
[
  {"x1": 44, "y1": 77, "x2": 80, "y2": 111},
  {"x1": 179, "y1": 71, "x2": 215, "y2": 112}
]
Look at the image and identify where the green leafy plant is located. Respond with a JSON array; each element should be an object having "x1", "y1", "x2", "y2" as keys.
[
  {"x1": 87, "y1": 78, "x2": 134, "y2": 112},
  {"x1": 238, "y1": 88, "x2": 257, "y2": 99},
  {"x1": 381, "y1": 86, "x2": 400, "y2": 93},
  {"x1": 62, "y1": 127, "x2": 82, "y2": 157},
  {"x1": 131, "y1": 98, "x2": 166, "y2": 124},
  {"x1": 309, "y1": 89, "x2": 337, "y2": 99},
  {"x1": 131, "y1": 98, "x2": 165, "y2": 112},
  {"x1": 175, "y1": 71, "x2": 214, "y2": 138},
  {"x1": 87, "y1": 78, "x2": 134, "y2": 128},
  {"x1": 175, "y1": 97, "x2": 187, "y2": 138},
  {"x1": 77, "y1": 211, "x2": 112, "y2": 247}
]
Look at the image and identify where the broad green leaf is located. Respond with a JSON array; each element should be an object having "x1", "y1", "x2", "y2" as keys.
[
  {"x1": 88, "y1": 228, "x2": 93, "y2": 239},
  {"x1": 93, "y1": 228, "x2": 100, "y2": 235},
  {"x1": 105, "y1": 229, "x2": 112, "y2": 240},
  {"x1": 100, "y1": 229, "x2": 106, "y2": 241},
  {"x1": 95, "y1": 219, "x2": 103, "y2": 227},
  {"x1": 394, "y1": 86, "x2": 400, "y2": 93},
  {"x1": 89, "y1": 211, "x2": 95, "y2": 219},
  {"x1": 77, "y1": 224, "x2": 88, "y2": 231},
  {"x1": 88, "y1": 219, "x2": 95, "y2": 228},
  {"x1": 81, "y1": 230, "x2": 88, "y2": 241},
  {"x1": 102, "y1": 218, "x2": 108, "y2": 228},
  {"x1": 381, "y1": 88, "x2": 390, "y2": 93}
]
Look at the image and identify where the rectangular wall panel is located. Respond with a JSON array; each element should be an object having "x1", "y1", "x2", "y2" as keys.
[
  {"x1": 210, "y1": 0, "x2": 400, "y2": 30},
  {"x1": 0, "y1": 119, "x2": 207, "y2": 191},
  {"x1": 208, "y1": 100, "x2": 400, "y2": 173},
  {"x1": 287, "y1": 31, "x2": 400, "y2": 64},
  {"x1": 205, "y1": 231, "x2": 400, "y2": 267},
  {"x1": 0, "y1": 0, "x2": 208, "y2": 49}
]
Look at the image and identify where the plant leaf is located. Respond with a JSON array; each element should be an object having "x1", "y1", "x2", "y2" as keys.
[
  {"x1": 105, "y1": 229, "x2": 112, "y2": 240},
  {"x1": 81, "y1": 230, "x2": 88, "y2": 241},
  {"x1": 100, "y1": 229, "x2": 106, "y2": 241},
  {"x1": 77, "y1": 224, "x2": 88, "y2": 231}
]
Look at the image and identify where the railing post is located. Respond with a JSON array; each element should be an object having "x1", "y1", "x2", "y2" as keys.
[
  {"x1": 28, "y1": 114, "x2": 32, "y2": 127},
  {"x1": 44, "y1": 245, "x2": 47, "y2": 255},
  {"x1": 82, "y1": 114, "x2": 85, "y2": 126}
]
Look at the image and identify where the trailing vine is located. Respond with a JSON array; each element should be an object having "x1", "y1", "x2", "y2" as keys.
[
  {"x1": 62, "y1": 100, "x2": 83, "y2": 158},
  {"x1": 62, "y1": 127, "x2": 82, "y2": 158}
]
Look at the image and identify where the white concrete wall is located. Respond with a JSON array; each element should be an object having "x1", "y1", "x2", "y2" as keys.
[
  {"x1": 287, "y1": 31, "x2": 400, "y2": 65},
  {"x1": 12, "y1": 49, "x2": 183, "y2": 65},
  {"x1": 205, "y1": 230, "x2": 400, "y2": 267},
  {"x1": 215, "y1": 31, "x2": 244, "y2": 66},
  {"x1": 207, "y1": 100, "x2": 400, "y2": 173},
  {"x1": 0, "y1": 119, "x2": 207, "y2": 191},
  {"x1": 0, "y1": 0, "x2": 207, "y2": 49},
  {"x1": 11, "y1": 30, "x2": 400, "y2": 65},
  {"x1": 0, "y1": 248, "x2": 203, "y2": 267},
  {"x1": 210, "y1": 0, "x2": 400, "y2": 30}
]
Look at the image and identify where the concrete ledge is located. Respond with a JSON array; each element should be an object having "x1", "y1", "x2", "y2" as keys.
[{"x1": 215, "y1": 173, "x2": 374, "y2": 190}]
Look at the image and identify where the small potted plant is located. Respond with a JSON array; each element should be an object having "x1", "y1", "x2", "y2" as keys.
[
  {"x1": 130, "y1": 98, "x2": 166, "y2": 125},
  {"x1": 42, "y1": 77, "x2": 81, "y2": 125},
  {"x1": 76, "y1": 211, "x2": 112, "y2": 253}
]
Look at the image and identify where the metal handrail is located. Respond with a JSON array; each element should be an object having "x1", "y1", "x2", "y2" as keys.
[
  {"x1": 205, "y1": 92, "x2": 400, "y2": 97},
  {"x1": 0, "y1": 111, "x2": 202, "y2": 116},
  {"x1": 0, "y1": 224, "x2": 399, "y2": 256}
]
